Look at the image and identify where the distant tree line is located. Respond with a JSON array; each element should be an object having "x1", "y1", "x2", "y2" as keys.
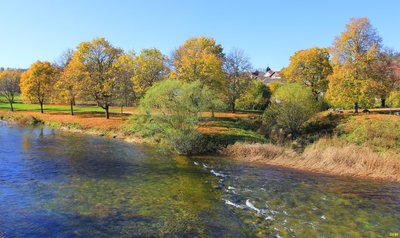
[
  {"x1": 1, "y1": 17, "x2": 399, "y2": 154},
  {"x1": 1, "y1": 36, "x2": 269, "y2": 118},
  {"x1": 0, "y1": 18, "x2": 399, "y2": 142},
  {"x1": 281, "y1": 17, "x2": 400, "y2": 113}
]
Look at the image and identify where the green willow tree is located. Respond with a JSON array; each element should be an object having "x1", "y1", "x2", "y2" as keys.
[
  {"x1": 139, "y1": 80, "x2": 213, "y2": 154},
  {"x1": 264, "y1": 83, "x2": 320, "y2": 136}
]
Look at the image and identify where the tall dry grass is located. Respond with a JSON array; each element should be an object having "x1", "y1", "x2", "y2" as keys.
[{"x1": 223, "y1": 139, "x2": 400, "y2": 182}]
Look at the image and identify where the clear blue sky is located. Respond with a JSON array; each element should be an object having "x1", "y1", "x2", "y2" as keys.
[{"x1": 0, "y1": 0, "x2": 399, "y2": 70}]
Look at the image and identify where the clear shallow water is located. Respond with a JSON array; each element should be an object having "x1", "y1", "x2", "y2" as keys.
[{"x1": 0, "y1": 122, "x2": 399, "y2": 237}]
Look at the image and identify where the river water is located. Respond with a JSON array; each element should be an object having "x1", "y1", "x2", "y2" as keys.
[{"x1": 0, "y1": 122, "x2": 399, "y2": 237}]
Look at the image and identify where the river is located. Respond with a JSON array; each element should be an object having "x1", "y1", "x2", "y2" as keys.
[{"x1": 0, "y1": 122, "x2": 399, "y2": 237}]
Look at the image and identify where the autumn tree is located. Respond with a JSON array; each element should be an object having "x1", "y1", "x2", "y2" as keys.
[
  {"x1": 0, "y1": 70, "x2": 21, "y2": 111},
  {"x1": 327, "y1": 18, "x2": 382, "y2": 112},
  {"x1": 55, "y1": 56, "x2": 83, "y2": 115},
  {"x1": 170, "y1": 37, "x2": 225, "y2": 117},
  {"x1": 170, "y1": 37, "x2": 225, "y2": 91},
  {"x1": 71, "y1": 38, "x2": 123, "y2": 119},
  {"x1": 223, "y1": 48, "x2": 252, "y2": 112},
  {"x1": 326, "y1": 65, "x2": 377, "y2": 109},
  {"x1": 370, "y1": 49, "x2": 400, "y2": 107},
  {"x1": 20, "y1": 61, "x2": 58, "y2": 113},
  {"x1": 114, "y1": 51, "x2": 136, "y2": 113},
  {"x1": 281, "y1": 47, "x2": 332, "y2": 98},
  {"x1": 132, "y1": 48, "x2": 169, "y2": 99}
]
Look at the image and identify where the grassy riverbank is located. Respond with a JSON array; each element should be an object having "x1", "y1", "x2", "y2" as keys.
[
  {"x1": 0, "y1": 103, "x2": 264, "y2": 148},
  {"x1": 224, "y1": 112, "x2": 400, "y2": 182},
  {"x1": 1, "y1": 102, "x2": 400, "y2": 182}
]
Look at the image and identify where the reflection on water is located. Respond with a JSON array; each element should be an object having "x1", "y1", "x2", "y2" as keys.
[{"x1": 0, "y1": 122, "x2": 399, "y2": 237}]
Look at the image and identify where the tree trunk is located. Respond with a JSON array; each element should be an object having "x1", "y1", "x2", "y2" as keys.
[
  {"x1": 70, "y1": 100, "x2": 74, "y2": 116},
  {"x1": 381, "y1": 98, "x2": 386, "y2": 108},
  {"x1": 354, "y1": 102, "x2": 359, "y2": 113},
  {"x1": 40, "y1": 102, "x2": 44, "y2": 113},
  {"x1": 105, "y1": 105, "x2": 110, "y2": 119},
  {"x1": 211, "y1": 108, "x2": 215, "y2": 118},
  {"x1": 231, "y1": 101, "x2": 236, "y2": 113},
  {"x1": 120, "y1": 105, "x2": 124, "y2": 114},
  {"x1": 9, "y1": 101, "x2": 14, "y2": 112}
]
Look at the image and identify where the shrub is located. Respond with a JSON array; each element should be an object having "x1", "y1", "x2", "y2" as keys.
[
  {"x1": 336, "y1": 116, "x2": 400, "y2": 153},
  {"x1": 387, "y1": 91, "x2": 400, "y2": 108},
  {"x1": 263, "y1": 83, "x2": 320, "y2": 136},
  {"x1": 164, "y1": 128, "x2": 207, "y2": 155},
  {"x1": 236, "y1": 80, "x2": 271, "y2": 111},
  {"x1": 267, "y1": 81, "x2": 284, "y2": 94},
  {"x1": 0, "y1": 114, "x2": 43, "y2": 126}
]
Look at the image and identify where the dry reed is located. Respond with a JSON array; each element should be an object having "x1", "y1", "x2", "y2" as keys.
[{"x1": 223, "y1": 140, "x2": 400, "y2": 182}]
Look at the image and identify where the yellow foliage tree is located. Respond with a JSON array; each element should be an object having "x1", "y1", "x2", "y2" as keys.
[
  {"x1": 71, "y1": 38, "x2": 123, "y2": 119},
  {"x1": 170, "y1": 37, "x2": 224, "y2": 92},
  {"x1": 54, "y1": 55, "x2": 83, "y2": 115},
  {"x1": 114, "y1": 51, "x2": 136, "y2": 112},
  {"x1": 131, "y1": 48, "x2": 168, "y2": 99},
  {"x1": 281, "y1": 47, "x2": 332, "y2": 97},
  {"x1": 326, "y1": 17, "x2": 382, "y2": 112},
  {"x1": 20, "y1": 61, "x2": 58, "y2": 113},
  {"x1": 326, "y1": 65, "x2": 377, "y2": 109}
]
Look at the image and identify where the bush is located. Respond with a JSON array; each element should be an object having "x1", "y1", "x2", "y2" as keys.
[
  {"x1": 165, "y1": 128, "x2": 207, "y2": 155},
  {"x1": 236, "y1": 80, "x2": 271, "y2": 111},
  {"x1": 267, "y1": 81, "x2": 284, "y2": 94},
  {"x1": 0, "y1": 114, "x2": 43, "y2": 126},
  {"x1": 126, "y1": 115, "x2": 164, "y2": 139},
  {"x1": 336, "y1": 116, "x2": 400, "y2": 153},
  {"x1": 387, "y1": 91, "x2": 400, "y2": 108},
  {"x1": 263, "y1": 83, "x2": 320, "y2": 136}
]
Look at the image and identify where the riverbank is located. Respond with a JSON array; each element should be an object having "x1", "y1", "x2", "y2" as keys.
[
  {"x1": 223, "y1": 141, "x2": 400, "y2": 182},
  {"x1": 223, "y1": 113, "x2": 400, "y2": 182},
  {"x1": 0, "y1": 109, "x2": 262, "y2": 147},
  {"x1": 0, "y1": 111, "x2": 149, "y2": 144},
  {"x1": 1, "y1": 109, "x2": 400, "y2": 182}
]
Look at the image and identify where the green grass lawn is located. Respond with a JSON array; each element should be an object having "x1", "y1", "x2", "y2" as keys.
[
  {"x1": 0, "y1": 101, "x2": 126, "y2": 114},
  {"x1": 0, "y1": 94, "x2": 134, "y2": 114}
]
